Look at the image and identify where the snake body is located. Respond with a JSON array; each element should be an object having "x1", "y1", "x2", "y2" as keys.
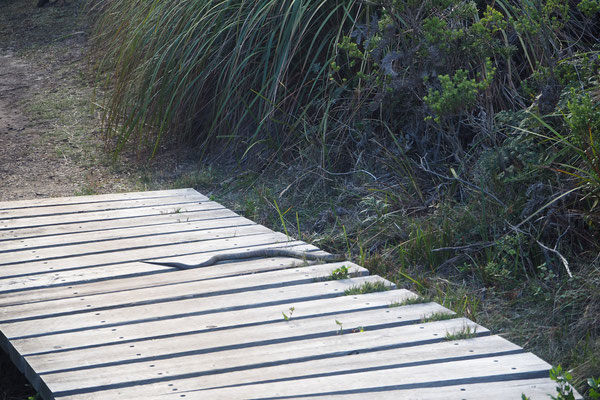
[{"x1": 144, "y1": 249, "x2": 344, "y2": 270}]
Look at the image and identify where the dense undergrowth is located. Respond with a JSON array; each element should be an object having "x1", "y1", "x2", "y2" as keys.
[{"x1": 91, "y1": 0, "x2": 600, "y2": 396}]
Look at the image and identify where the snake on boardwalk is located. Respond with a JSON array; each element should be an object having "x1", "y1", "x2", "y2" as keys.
[{"x1": 143, "y1": 249, "x2": 345, "y2": 270}]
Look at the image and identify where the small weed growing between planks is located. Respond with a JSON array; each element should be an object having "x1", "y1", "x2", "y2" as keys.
[
  {"x1": 314, "y1": 265, "x2": 350, "y2": 282},
  {"x1": 282, "y1": 307, "x2": 295, "y2": 321},
  {"x1": 421, "y1": 311, "x2": 457, "y2": 323},
  {"x1": 389, "y1": 296, "x2": 429, "y2": 307},
  {"x1": 335, "y1": 320, "x2": 343, "y2": 335},
  {"x1": 329, "y1": 265, "x2": 349, "y2": 280},
  {"x1": 344, "y1": 281, "x2": 390, "y2": 295},
  {"x1": 444, "y1": 325, "x2": 477, "y2": 341}
]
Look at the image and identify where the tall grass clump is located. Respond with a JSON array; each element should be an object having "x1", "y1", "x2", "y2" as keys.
[{"x1": 90, "y1": 0, "x2": 364, "y2": 158}]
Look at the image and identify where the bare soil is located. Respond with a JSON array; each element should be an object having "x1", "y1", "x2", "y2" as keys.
[
  {"x1": 0, "y1": 49, "x2": 99, "y2": 200},
  {"x1": 0, "y1": 0, "x2": 149, "y2": 202}
]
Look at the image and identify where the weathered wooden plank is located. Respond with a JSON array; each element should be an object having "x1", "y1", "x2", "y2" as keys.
[
  {"x1": 120, "y1": 352, "x2": 550, "y2": 400},
  {"x1": 0, "y1": 224, "x2": 277, "y2": 267},
  {"x1": 0, "y1": 206, "x2": 237, "y2": 245},
  {"x1": 45, "y1": 336, "x2": 548, "y2": 399},
  {"x1": 18, "y1": 287, "x2": 419, "y2": 369},
  {"x1": 148, "y1": 331, "x2": 510, "y2": 394},
  {"x1": 33, "y1": 311, "x2": 462, "y2": 377},
  {"x1": 0, "y1": 258, "x2": 359, "y2": 307},
  {"x1": 0, "y1": 230, "x2": 292, "y2": 276},
  {"x1": 1, "y1": 271, "x2": 388, "y2": 349},
  {"x1": 0, "y1": 214, "x2": 256, "y2": 254},
  {"x1": 0, "y1": 240, "x2": 326, "y2": 292},
  {"x1": 28, "y1": 301, "x2": 464, "y2": 394},
  {"x1": 0, "y1": 241, "x2": 324, "y2": 295},
  {"x1": 304, "y1": 379, "x2": 576, "y2": 400},
  {"x1": 0, "y1": 188, "x2": 203, "y2": 211},
  {"x1": 12, "y1": 284, "x2": 404, "y2": 369},
  {"x1": 57, "y1": 378, "x2": 569, "y2": 400},
  {"x1": 6, "y1": 285, "x2": 411, "y2": 394},
  {"x1": 0, "y1": 199, "x2": 223, "y2": 232},
  {"x1": 0, "y1": 192, "x2": 208, "y2": 221},
  {"x1": 0, "y1": 269, "x2": 383, "y2": 324}
]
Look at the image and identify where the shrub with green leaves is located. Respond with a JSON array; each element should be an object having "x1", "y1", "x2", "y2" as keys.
[
  {"x1": 330, "y1": 0, "x2": 507, "y2": 157},
  {"x1": 330, "y1": 0, "x2": 598, "y2": 160},
  {"x1": 423, "y1": 60, "x2": 495, "y2": 123}
]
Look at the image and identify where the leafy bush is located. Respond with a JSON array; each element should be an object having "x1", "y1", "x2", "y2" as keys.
[
  {"x1": 329, "y1": 0, "x2": 598, "y2": 161},
  {"x1": 330, "y1": 0, "x2": 504, "y2": 158}
]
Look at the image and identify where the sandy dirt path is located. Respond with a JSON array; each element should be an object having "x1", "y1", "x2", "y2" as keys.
[
  {"x1": 0, "y1": 50, "x2": 73, "y2": 200},
  {"x1": 0, "y1": 46, "x2": 142, "y2": 201},
  {"x1": 0, "y1": 0, "x2": 163, "y2": 203}
]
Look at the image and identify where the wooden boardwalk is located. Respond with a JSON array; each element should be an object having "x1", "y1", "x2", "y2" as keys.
[{"x1": 0, "y1": 189, "x2": 579, "y2": 399}]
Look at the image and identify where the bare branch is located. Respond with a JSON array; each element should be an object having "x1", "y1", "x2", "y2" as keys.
[
  {"x1": 535, "y1": 240, "x2": 572, "y2": 278},
  {"x1": 432, "y1": 242, "x2": 493, "y2": 253},
  {"x1": 318, "y1": 166, "x2": 378, "y2": 181},
  {"x1": 507, "y1": 222, "x2": 573, "y2": 278}
]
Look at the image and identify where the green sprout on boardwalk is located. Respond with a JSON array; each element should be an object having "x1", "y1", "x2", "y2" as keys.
[
  {"x1": 421, "y1": 312, "x2": 457, "y2": 323},
  {"x1": 335, "y1": 320, "x2": 343, "y2": 335},
  {"x1": 444, "y1": 325, "x2": 477, "y2": 341},
  {"x1": 389, "y1": 296, "x2": 429, "y2": 307},
  {"x1": 344, "y1": 281, "x2": 390, "y2": 295},
  {"x1": 282, "y1": 307, "x2": 295, "y2": 321},
  {"x1": 329, "y1": 265, "x2": 349, "y2": 280}
]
